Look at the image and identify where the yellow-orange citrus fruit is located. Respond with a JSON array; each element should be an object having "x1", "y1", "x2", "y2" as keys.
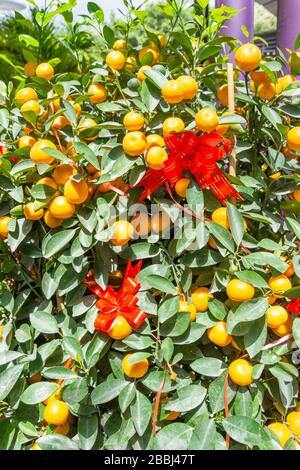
[
  {"x1": 52, "y1": 116, "x2": 70, "y2": 129},
  {"x1": 278, "y1": 74, "x2": 296, "y2": 91},
  {"x1": 208, "y1": 321, "x2": 232, "y2": 347},
  {"x1": 130, "y1": 212, "x2": 151, "y2": 237},
  {"x1": 43, "y1": 210, "x2": 62, "y2": 228},
  {"x1": 36, "y1": 177, "x2": 58, "y2": 191},
  {"x1": 48, "y1": 196, "x2": 75, "y2": 219},
  {"x1": 165, "y1": 411, "x2": 181, "y2": 421},
  {"x1": 88, "y1": 83, "x2": 107, "y2": 104},
  {"x1": 178, "y1": 300, "x2": 197, "y2": 322},
  {"x1": 226, "y1": 279, "x2": 255, "y2": 302},
  {"x1": 175, "y1": 178, "x2": 191, "y2": 198},
  {"x1": 107, "y1": 315, "x2": 132, "y2": 340},
  {"x1": 162, "y1": 80, "x2": 184, "y2": 104},
  {"x1": 113, "y1": 39, "x2": 126, "y2": 51},
  {"x1": 192, "y1": 287, "x2": 213, "y2": 312},
  {"x1": 138, "y1": 46, "x2": 159, "y2": 65},
  {"x1": 294, "y1": 190, "x2": 300, "y2": 202},
  {"x1": 235, "y1": 43, "x2": 262, "y2": 72},
  {"x1": 123, "y1": 111, "x2": 145, "y2": 131},
  {"x1": 146, "y1": 146, "x2": 168, "y2": 170},
  {"x1": 287, "y1": 127, "x2": 300, "y2": 152},
  {"x1": 15, "y1": 87, "x2": 38, "y2": 105},
  {"x1": 36, "y1": 62, "x2": 54, "y2": 80},
  {"x1": 125, "y1": 56, "x2": 137, "y2": 71},
  {"x1": 106, "y1": 51, "x2": 126, "y2": 70},
  {"x1": 123, "y1": 131, "x2": 147, "y2": 156},
  {"x1": 195, "y1": 108, "x2": 219, "y2": 132},
  {"x1": 24, "y1": 62, "x2": 37, "y2": 77},
  {"x1": 111, "y1": 220, "x2": 134, "y2": 246},
  {"x1": 146, "y1": 134, "x2": 165, "y2": 149},
  {"x1": 267, "y1": 422, "x2": 292, "y2": 447},
  {"x1": 64, "y1": 178, "x2": 89, "y2": 204},
  {"x1": 122, "y1": 354, "x2": 149, "y2": 378},
  {"x1": 158, "y1": 34, "x2": 167, "y2": 47},
  {"x1": 268, "y1": 275, "x2": 292, "y2": 294},
  {"x1": 44, "y1": 399, "x2": 69, "y2": 426},
  {"x1": 18, "y1": 135, "x2": 36, "y2": 149},
  {"x1": 23, "y1": 203, "x2": 44, "y2": 221},
  {"x1": 208, "y1": 237, "x2": 218, "y2": 250},
  {"x1": 217, "y1": 84, "x2": 237, "y2": 106},
  {"x1": 30, "y1": 139, "x2": 56, "y2": 165},
  {"x1": 228, "y1": 359, "x2": 253, "y2": 386},
  {"x1": 176, "y1": 75, "x2": 198, "y2": 100},
  {"x1": 272, "y1": 315, "x2": 293, "y2": 337},
  {"x1": 151, "y1": 212, "x2": 171, "y2": 234},
  {"x1": 266, "y1": 305, "x2": 288, "y2": 328},
  {"x1": 137, "y1": 65, "x2": 152, "y2": 81},
  {"x1": 286, "y1": 412, "x2": 300, "y2": 436},
  {"x1": 43, "y1": 386, "x2": 61, "y2": 405},
  {"x1": 212, "y1": 207, "x2": 230, "y2": 229},
  {"x1": 163, "y1": 117, "x2": 185, "y2": 136},
  {"x1": 0, "y1": 216, "x2": 11, "y2": 239},
  {"x1": 250, "y1": 65, "x2": 268, "y2": 84},
  {"x1": 53, "y1": 164, "x2": 77, "y2": 185},
  {"x1": 257, "y1": 82, "x2": 276, "y2": 101},
  {"x1": 55, "y1": 421, "x2": 70, "y2": 436},
  {"x1": 21, "y1": 100, "x2": 40, "y2": 117},
  {"x1": 79, "y1": 118, "x2": 98, "y2": 141}
]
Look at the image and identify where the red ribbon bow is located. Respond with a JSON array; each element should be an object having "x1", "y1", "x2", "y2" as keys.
[
  {"x1": 287, "y1": 298, "x2": 300, "y2": 315},
  {"x1": 83, "y1": 261, "x2": 147, "y2": 333},
  {"x1": 136, "y1": 131, "x2": 243, "y2": 205}
]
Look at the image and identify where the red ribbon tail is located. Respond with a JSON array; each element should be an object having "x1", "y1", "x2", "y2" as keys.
[
  {"x1": 136, "y1": 169, "x2": 166, "y2": 202},
  {"x1": 195, "y1": 171, "x2": 243, "y2": 206}
]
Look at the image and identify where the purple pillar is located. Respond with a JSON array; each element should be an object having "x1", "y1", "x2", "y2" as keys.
[
  {"x1": 215, "y1": 0, "x2": 254, "y2": 43},
  {"x1": 277, "y1": 0, "x2": 300, "y2": 58}
]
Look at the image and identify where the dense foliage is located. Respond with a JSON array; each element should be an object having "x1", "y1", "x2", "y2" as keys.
[{"x1": 0, "y1": 0, "x2": 300, "y2": 451}]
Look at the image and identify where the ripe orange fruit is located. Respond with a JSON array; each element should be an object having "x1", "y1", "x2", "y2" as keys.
[
  {"x1": 52, "y1": 116, "x2": 70, "y2": 129},
  {"x1": 106, "y1": 51, "x2": 126, "y2": 70},
  {"x1": 278, "y1": 74, "x2": 296, "y2": 91},
  {"x1": 130, "y1": 212, "x2": 151, "y2": 237},
  {"x1": 175, "y1": 178, "x2": 191, "y2": 198},
  {"x1": 123, "y1": 111, "x2": 145, "y2": 131},
  {"x1": 21, "y1": 100, "x2": 40, "y2": 117},
  {"x1": 122, "y1": 131, "x2": 147, "y2": 156},
  {"x1": 137, "y1": 65, "x2": 152, "y2": 81},
  {"x1": 284, "y1": 261, "x2": 295, "y2": 278},
  {"x1": 23, "y1": 203, "x2": 44, "y2": 221},
  {"x1": 111, "y1": 220, "x2": 134, "y2": 246},
  {"x1": 287, "y1": 127, "x2": 300, "y2": 152},
  {"x1": 286, "y1": 412, "x2": 300, "y2": 436},
  {"x1": 53, "y1": 164, "x2": 76, "y2": 185},
  {"x1": 107, "y1": 315, "x2": 132, "y2": 340},
  {"x1": 36, "y1": 62, "x2": 54, "y2": 80},
  {"x1": 113, "y1": 39, "x2": 126, "y2": 51},
  {"x1": 138, "y1": 46, "x2": 159, "y2": 65},
  {"x1": 257, "y1": 82, "x2": 276, "y2": 101},
  {"x1": 228, "y1": 359, "x2": 253, "y2": 386},
  {"x1": 48, "y1": 196, "x2": 75, "y2": 219},
  {"x1": 212, "y1": 207, "x2": 230, "y2": 229},
  {"x1": 146, "y1": 146, "x2": 168, "y2": 170},
  {"x1": 294, "y1": 190, "x2": 300, "y2": 202},
  {"x1": 162, "y1": 80, "x2": 184, "y2": 104},
  {"x1": 36, "y1": 177, "x2": 58, "y2": 191},
  {"x1": 268, "y1": 275, "x2": 292, "y2": 295},
  {"x1": 122, "y1": 354, "x2": 149, "y2": 378},
  {"x1": 146, "y1": 134, "x2": 165, "y2": 148},
  {"x1": 125, "y1": 56, "x2": 137, "y2": 72},
  {"x1": 64, "y1": 178, "x2": 89, "y2": 204},
  {"x1": 250, "y1": 65, "x2": 268, "y2": 84},
  {"x1": 208, "y1": 237, "x2": 217, "y2": 250},
  {"x1": 208, "y1": 321, "x2": 232, "y2": 347},
  {"x1": 178, "y1": 300, "x2": 197, "y2": 322},
  {"x1": 266, "y1": 305, "x2": 288, "y2": 328},
  {"x1": 43, "y1": 210, "x2": 62, "y2": 228},
  {"x1": 70, "y1": 100, "x2": 82, "y2": 118},
  {"x1": 151, "y1": 212, "x2": 171, "y2": 234},
  {"x1": 44, "y1": 399, "x2": 69, "y2": 426},
  {"x1": 0, "y1": 216, "x2": 11, "y2": 239},
  {"x1": 88, "y1": 83, "x2": 107, "y2": 104},
  {"x1": 217, "y1": 84, "x2": 238, "y2": 107},
  {"x1": 272, "y1": 315, "x2": 293, "y2": 337},
  {"x1": 163, "y1": 117, "x2": 185, "y2": 136},
  {"x1": 43, "y1": 386, "x2": 61, "y2": 405},
  {"x1": 79, "y1": 118, "x2": 98, "y2": 141},
  {"x1": 267, "y1": 422, "x2": 292, "y2": 447},
  {"x1": 30, "y1": 140, "x2": 56, "y2": 165},
  {"x1": 195, "y1": 108, "x2": 219, "y2": 132},
  {"x1": 18, "y1": 135, "x2": 36, "y2": 149},
  {"x1": 176, "y1": 75, "x2": 198, "y2": 100},
  {"x1": 158, "y1": 34, "x2": 167, "y2": 47},
  {"x1": 283, "y1": 146, "x2": 298, "y2": 159},
  {"x1": 165, "y1": 411, "x2": 181, "y2": 421},
  {"x1": 55, "y1": 421, "x2": 70, "y2": 436},
  {"x1": 192, "y1": 287, "x2": 213, "y2": 312},
  {"x1": 226, "y1": 279, "x2": 255, "y2": 302},
  {"x1": 235, "y1": 43, "x2": 262, "y2": 72},
  {"x1": 24, "y1": 62, "x2": 37, "y2": 77},
  {"x1": 15, "y1": 87, "x2": 38, "y2": 105}
]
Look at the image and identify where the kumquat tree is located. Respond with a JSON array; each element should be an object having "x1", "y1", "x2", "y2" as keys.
[{"x1": 0, "y1": 0, "x2": 300, "y2": 452}]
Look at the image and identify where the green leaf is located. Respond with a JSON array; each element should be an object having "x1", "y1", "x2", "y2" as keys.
[
  {"x1": 160, "y1": 312, "x2": 191, "y2": 337},
  {"x1": 62, "y1": 378, "x2": 88, "y2": 404},
  {"x1": 189, "y1": 414, "x2": 216, "y2": 450},
  {"x1": 234, "y1": 388, "x2": 253, "y2": 417},
  {"x1": 78, "y1": 414, "x2": 98, "y2": 450},
  {"x1": 63, "y1": 337, "x2": 83, "y2": 361},
  {"x1": 38, "y1": 435, "x2": 79, "y2": 450},
  {"x1": 146, "y1": 275, "x2": 177, "y2": 294},
  {"x1": 244, "y1": 316, "x2": 267, "y2": 358},
  {"x1": 222, "y1": 416, "x2": 266, "y2": 447},
  {"x1": 261, "y1": 105, "x2": 282, "y2": 130},
  {"x1": 91, "y1": 379, "x2": 127, "y2": 404},
  {"x1": 293, "y1": 318, "x2": 300, "y2": 348},
  {"x1": 143, "y1": 69, "x2": 167, "y2": 89},
  {"x1": 235, "y1": 271, "x2": 269, "y2": 289},
  {"x1": 42, "y1": 367, "x2": 78, "y2": 380},
  {"x1": 207, "y1": 222, "x2": 235, "y2": 253},
  {"x1": 155, "y1": 423, "x2": 193, "y2": 450},
  {"x1": 164, "y1": 384, "x2": 206, "y2": 412},
  {"x1": 0, "y1": 365, "x2": 24, "y2": 401},
  {"x1": 121, "y1": 242, "x2": 160, "y2": 260},
  {"x1": 208, "y1": 299, "x2": 228, "y2": 320},
  {"x1": 21, "y1": 382, "x2": 58, "y2": 405},
  {"x1": 243, "y1": 252, "x2": 288, "y2": 273},
  {"x1": 121, "y1": 334, "x2": 153, "y2": 350},
  {"x1": 127, "y1": 352, "x2": 151, "y2": 365},
  {"x1": 181, "y1": 248, "x2": 223, "y2": 267},
  {"x1": 191, "y1": 358, "x2": 226, "y2": 377},
  {"x1": 73, "y1": 142, "x2": 100, "y2": 170},
  {"x1": 30, "y1": 311, "x2": 59, "y2": 334},
  {"x1": 130, "y1": 390, "x2": 152, "y2": 436},
  {"x1": 227, "y1": 297, "x2": 268, "y2": 334},
  {"x1": 208, "y1": 371, "x2": 236, "y2": 414},
  {"x1": 118, "y1": 383, "x2": 136, "y2": 413},
  {"x1": 42, "y1": 229, "x2": 77, "y2": 258},
  {"x1": 286, "y1": 217, "x2": 300, "y2": 240},
  {"x1": 158, "y1": 296, "x2": 180, "y2": 323},
  {"x1": 227, "y1": 202, "x2": 245, "y2": 246}
]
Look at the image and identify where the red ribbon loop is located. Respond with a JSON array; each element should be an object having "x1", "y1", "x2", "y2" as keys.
[
  {"x1": 287, "y1": 298, "x2": 300, "y2": 315},
  {"x1": 136, "y1": 131, "x2": 243, "y2": 206},
  {"x1": 84, "y1": 261, "x2": 147, "y2": 333}
]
